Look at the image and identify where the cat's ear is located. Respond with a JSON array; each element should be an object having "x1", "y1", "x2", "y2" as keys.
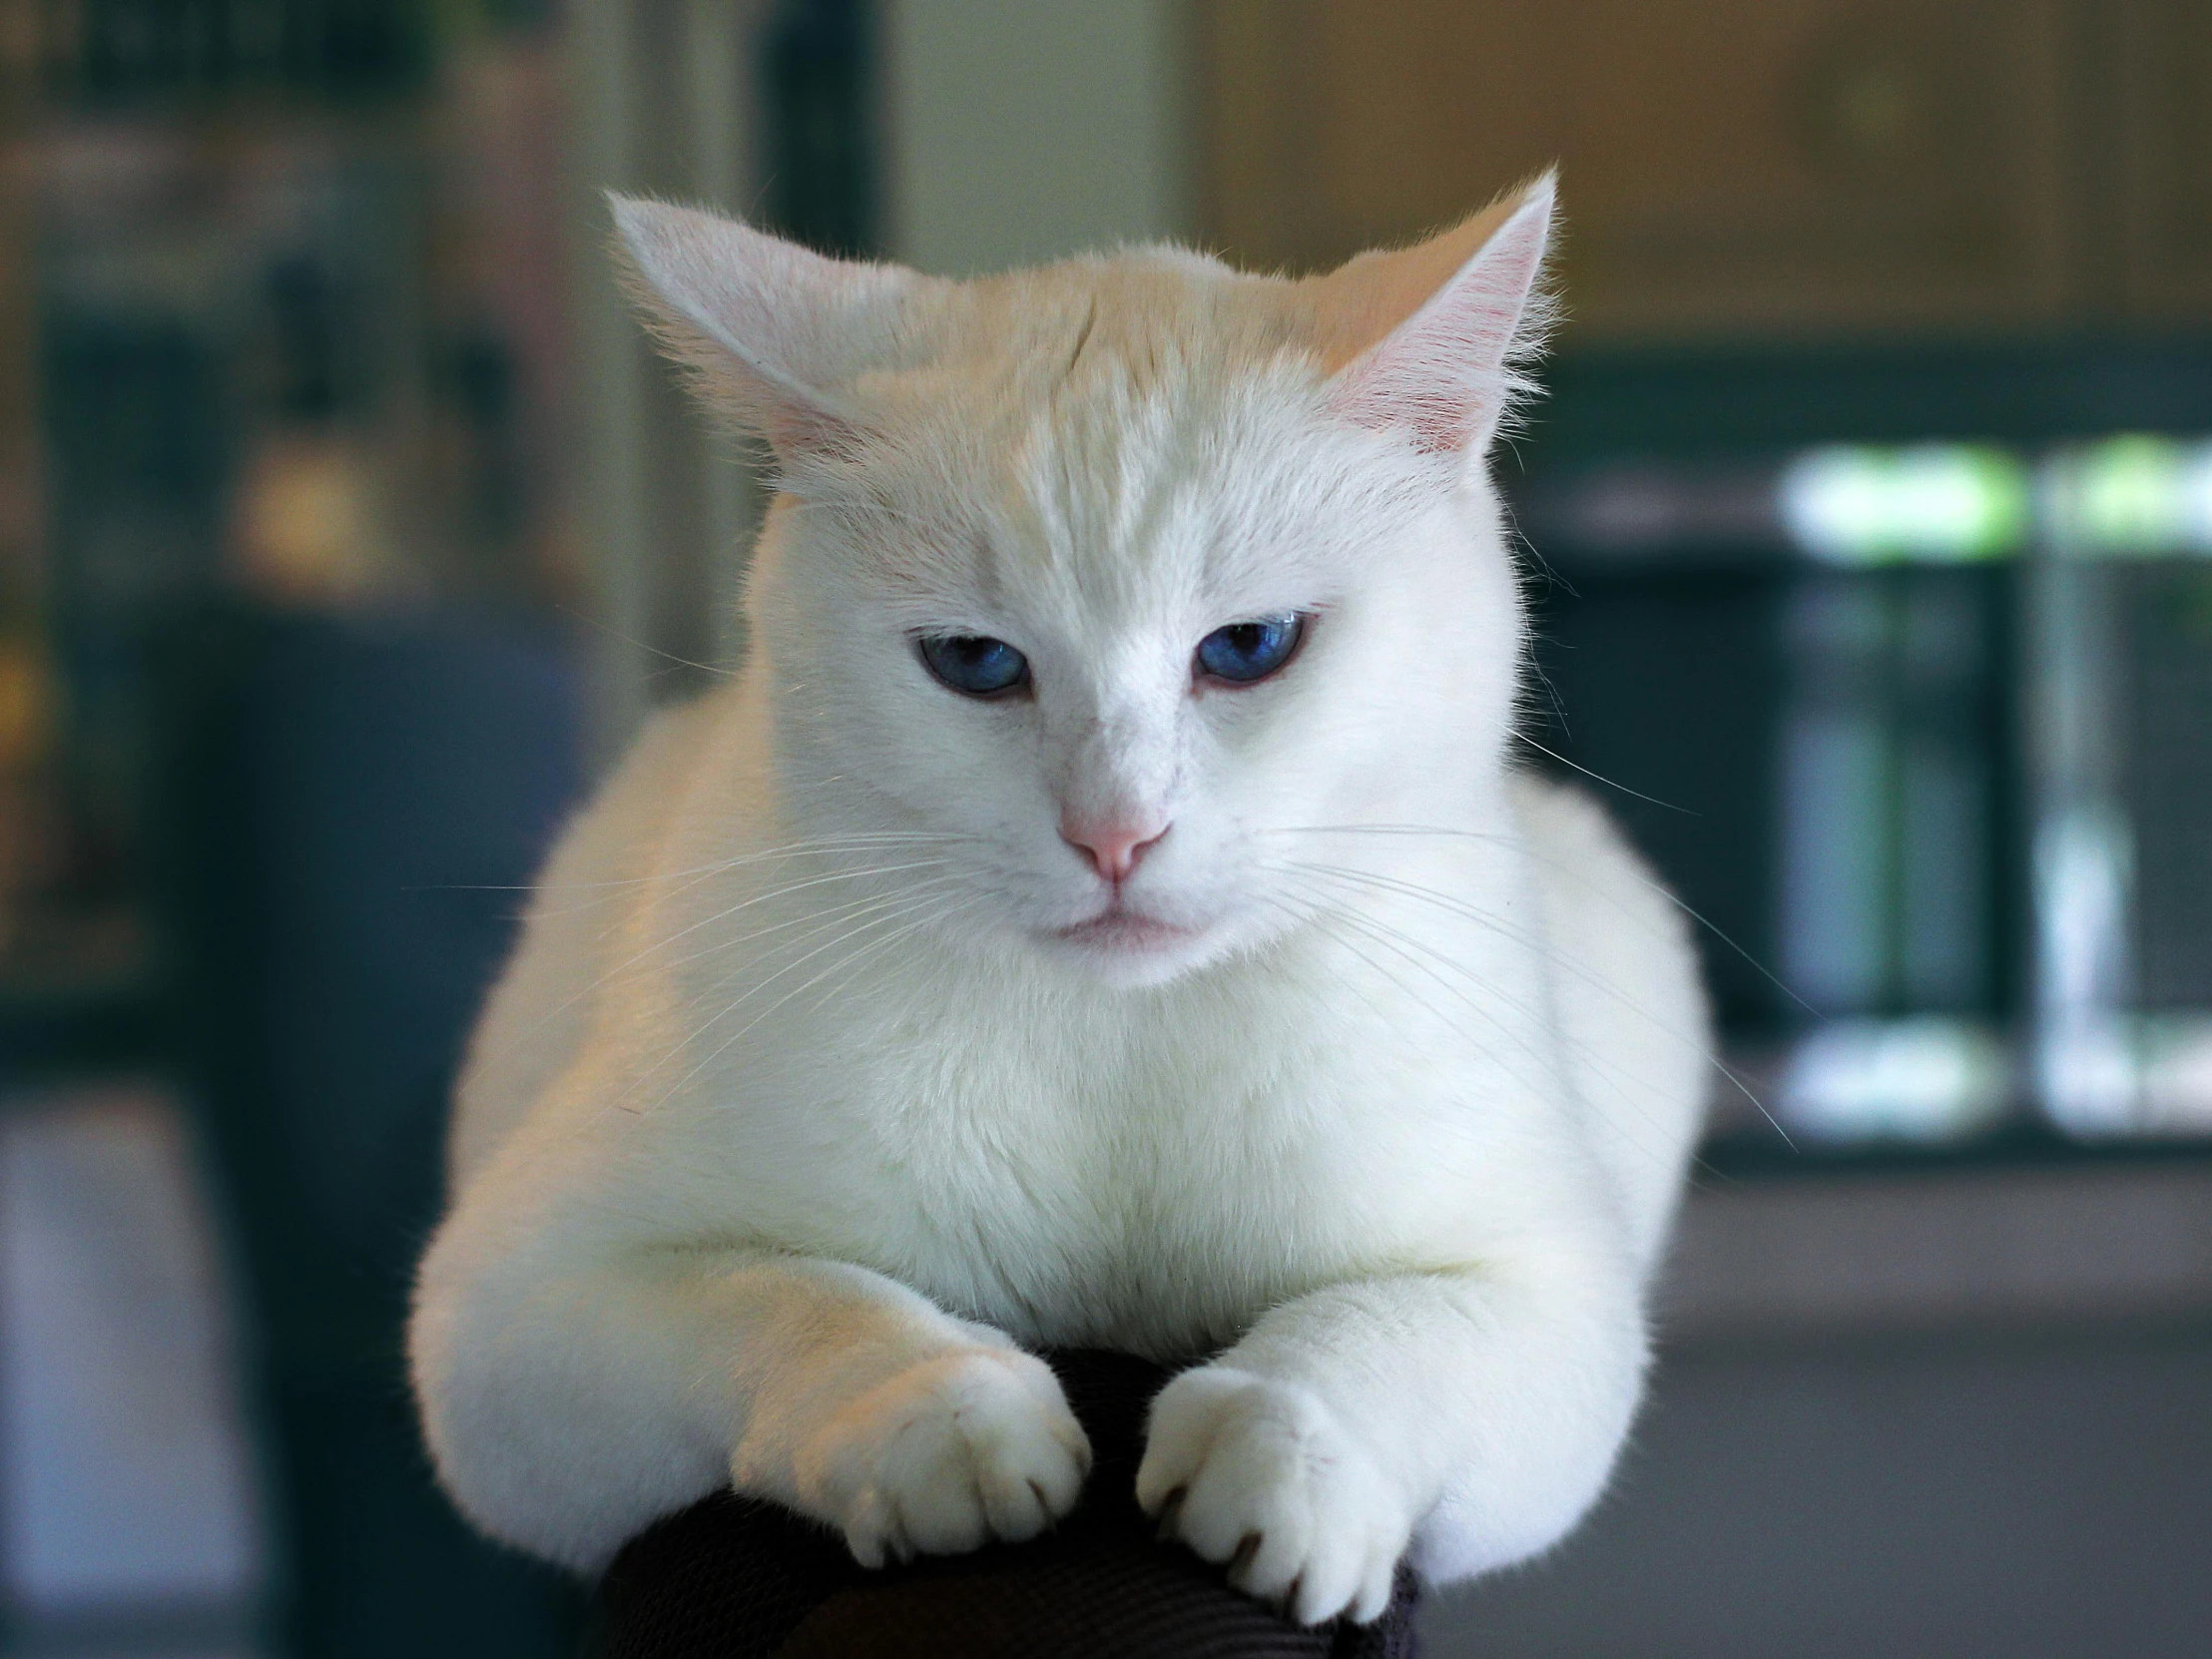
[
  {"x1": 1314, "y1": 173, "x2": 1556, "y2": 459},
  {"x1": 610, "y1": 196, "x2": 926, "y2": 465}
]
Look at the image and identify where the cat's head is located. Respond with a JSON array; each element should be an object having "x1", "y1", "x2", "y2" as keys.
[{"x1": 615, "y1": 180, "x2": 1554, "y2": 988}]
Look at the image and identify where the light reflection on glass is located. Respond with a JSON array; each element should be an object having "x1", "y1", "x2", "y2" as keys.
[
  {"x1": 2034, "y1": 807, "x2": 2137, "y2": 1136},
  {"x1": 1779, "y1": 1017, "x2": 2012, "y2": 1145},
  {"x1": 2057, "y1": 436, "x2": 2212, "y2": 556},
  {"x1": 1780, "y1": 444, "x2": 2030, "y2": 566}
]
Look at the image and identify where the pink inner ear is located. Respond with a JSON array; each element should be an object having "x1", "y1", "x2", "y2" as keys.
[
  {"x1": 762, "y1": 393, "x2": 866, "y2": 466},
  {"x1": 1325, "y1": 186, "x2": 1553, "y2": 457},
  {"x1": 611, "y1": 196, "x2": 912, "y2": 467}
]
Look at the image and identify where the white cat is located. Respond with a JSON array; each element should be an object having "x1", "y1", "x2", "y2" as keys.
[{"x1": 408, "y1": 175, "x2": 1709, "y2": 1627}]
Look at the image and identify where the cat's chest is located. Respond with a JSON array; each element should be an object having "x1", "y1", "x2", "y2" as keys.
[
  {"x1": 866, "y1": 1074, "x2": 1362, "y2": 1351},
  {"x1": 726, "y1": 987, "x2": 1486, "y2": 1351},
  {"x1": 633, "y1": 915, "x2": 1550, "y2": 1351}
]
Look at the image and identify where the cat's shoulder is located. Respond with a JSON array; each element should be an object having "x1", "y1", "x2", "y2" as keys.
[
  {"x1": 1504, "y1": 768, "x2": 1625, "y2": 853},
  {"x1": 567, "y1": 690, "x2": 738, "y2": 868},
  {"x1": 618, "y1": 692, "x2": 727, "y2": 797},
  {"x1": 1502, "y1": 769, "x2": 1675, "y2": 921}
]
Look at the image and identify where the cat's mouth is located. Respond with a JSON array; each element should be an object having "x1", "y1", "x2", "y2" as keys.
[{"x1": 1053, "y1": 904, "x2": 1195, "y2": 954}]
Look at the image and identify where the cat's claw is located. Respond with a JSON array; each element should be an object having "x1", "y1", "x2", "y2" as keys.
[
  {"x1": 1137, "y1": 1366, "x2": 1410, "y2": 1626},
  {"x1": 802, "y1": 1349, "x2": 1090, "y2": 1568}
]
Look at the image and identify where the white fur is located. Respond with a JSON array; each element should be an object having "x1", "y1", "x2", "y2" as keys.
[{"x1": 409, "y1": 177, "x2": 1709, "y2": 1625}]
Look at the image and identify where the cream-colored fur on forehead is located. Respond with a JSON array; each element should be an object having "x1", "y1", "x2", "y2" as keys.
[
  {"x1": 777, "y1": 259, "x2": 1358, "y2": 615},
  {"x1": 949, "y1": 173, "x2": 1550, "y2": 391},
  {"x1": 837, "y1": 296, "x2": 1432, "y2": 623},
  {"x1": 941, "y1": 253, "x2": 1312, "y2": 391}
]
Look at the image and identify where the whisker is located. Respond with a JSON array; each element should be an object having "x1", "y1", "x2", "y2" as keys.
[
  {"x1": 536, "y1": 831, "x2": 977, "y2": 899},
  {"x1": 616, "y1": 886, "x2": 975, "y2": 1113},
  {"x1": 1254, "y1": 877, "x2": 1560, "y2": 1104},
  {"x1": 1507, "y1": 732, "x2": 1694, "y2": 815},
  {"x1": 1275, "y1": 881, "x2": 1584, "y2": 1116},
  {"x1": 566, "y1": 835, "x2": 973, "y2": 938},
  {"x1": 463, "y1": 832, "x2": 978, "y2": 895},
  {"x1": 628, "y1": 875, "x2": 968, "y2": 987},
  {"x1": 1251, "y1": 893, "x2": 1405, "y2": 1037},
  {"x1": 631, "y1": 890, "x2": 988, "y2": 1115},
  {"x1": 468, "y1": 879, "x2": 981, "y2": 1200},
  {"x1": 772, "y1": 890, "x2": 991, "y2": 1042},
  {"x1": 600, "y1": 857, "x2": 957, "y2": 985},
  {"x1": 1261, "y1": 822, "x2": 1814, "y2": 1018},
  {"x1": 419, "y1": 833, "x2": 981, "y2": 934},
  {"x1": 556, "y1": 602, "x2": 738, "y2": 679},
  {"x1": 1251, "y1": 890, "x2": 1572, "y2": 1116},
  {"x1": 1276, "y1": 857, "x2": 1790, "y2": 1149},
  {"x1": 465, "y1": 856, "x2": 966, "y2": 1075},
  {"x1": 1273, "y1": 870, "x2": 1712, "y2": 1174}
]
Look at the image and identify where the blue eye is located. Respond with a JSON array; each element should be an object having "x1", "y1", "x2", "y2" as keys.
[
  {"x1": 917, "y1": 634, "x2": 1030, "y2": 697},
  {"x1": 1195, "y1": 614, "x2": 1305, "y2": 685}
]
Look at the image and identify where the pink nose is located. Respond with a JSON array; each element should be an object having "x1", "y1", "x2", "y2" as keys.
[{"x1": 1060, "y1": 816, "x2": 1168, "y2": 884}]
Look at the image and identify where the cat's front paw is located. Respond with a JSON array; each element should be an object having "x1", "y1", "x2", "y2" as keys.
[
  {"x1": 800, "y1": 1349, "x2": 1091, "y2": 1568},
  {"x1": 1138, "y1": 1366, "x2": 1411, "y2": 1626}
]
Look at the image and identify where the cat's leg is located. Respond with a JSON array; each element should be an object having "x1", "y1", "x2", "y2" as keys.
[
  {"x1": 1137, "y1": 1254, "x2": 1643, "y2": 1625},
  {"x1": 410, "y1": 1239, "x2": 1091, "y2": 1573}
]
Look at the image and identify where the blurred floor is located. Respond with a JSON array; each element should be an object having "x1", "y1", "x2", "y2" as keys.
[{"x1": 1423, "y1": 1169, "x2": 2212, "y2": 1659}]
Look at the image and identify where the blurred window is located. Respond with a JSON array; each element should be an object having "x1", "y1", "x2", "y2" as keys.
[{"x1": 1522, "y1": 437, "x2": 2212, "y2": 1150}]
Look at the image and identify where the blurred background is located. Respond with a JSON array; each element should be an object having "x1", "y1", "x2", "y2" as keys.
[{"x1": 0, "y1": 3, "x2": 2206, "y2": 1656}]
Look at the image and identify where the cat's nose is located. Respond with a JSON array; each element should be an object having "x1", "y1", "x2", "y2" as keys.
[{"x1": 1060, "y1": 815, "x2": 1168, "y2": 884}]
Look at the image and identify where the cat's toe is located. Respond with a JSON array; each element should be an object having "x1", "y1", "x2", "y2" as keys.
[
  {"x1": 815, "y1": 1348, "x2": 1090, "y2": 1565},
  {"x1": 837, "y1": 1485, "x2": 912, "y2": 1568},
  {"x1": 1138, "y1": 1366, "x2": 1410, "y2": 1626}
]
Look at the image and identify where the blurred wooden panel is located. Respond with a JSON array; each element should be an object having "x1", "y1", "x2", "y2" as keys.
[
  {"x1": 2116, "y1": 0, "x2": 2212, "y2": 321},
  {"x1": 1197, "y1": 0, "x2": 1561, "y2": 276},
  {"x1": 1197, "y1": 0, "x2": 2077, "y2": 338}
]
